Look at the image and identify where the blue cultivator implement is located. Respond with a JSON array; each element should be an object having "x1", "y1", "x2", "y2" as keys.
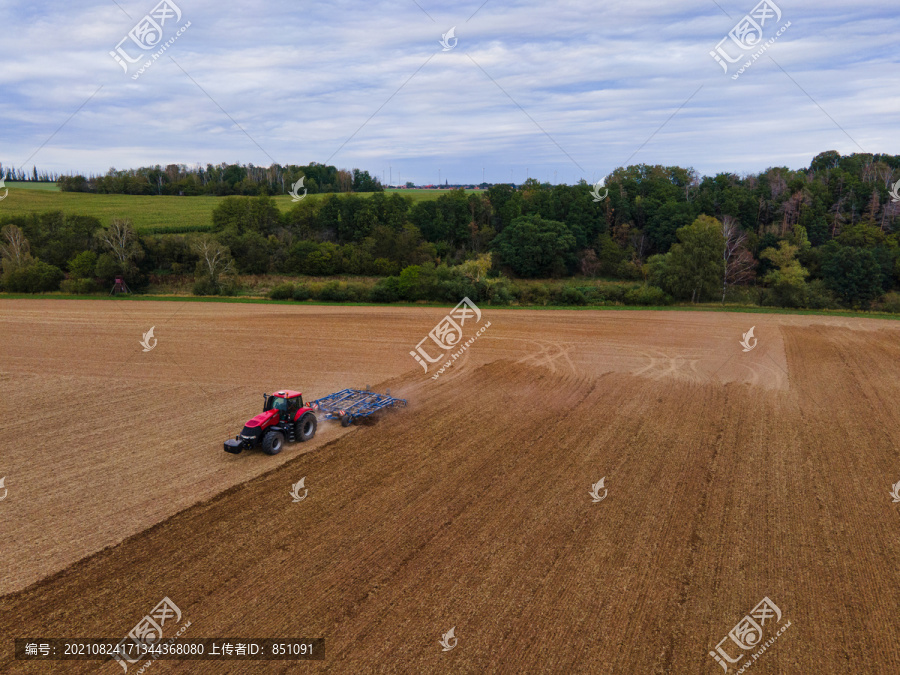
[{"x1": 309, "y1": 388, "x2": 407, "y2": 427}]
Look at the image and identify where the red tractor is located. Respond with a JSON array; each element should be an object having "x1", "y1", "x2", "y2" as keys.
[{"x1": 224, "y1": 390, "x2": 317, "y2": 455}]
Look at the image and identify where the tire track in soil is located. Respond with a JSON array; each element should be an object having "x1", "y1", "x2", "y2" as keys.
[{"x1": 515, "y1": 340, "x2": 578, "y2": 376}]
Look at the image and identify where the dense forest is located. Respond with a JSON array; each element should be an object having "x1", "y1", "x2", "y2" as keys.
[{"x1": 2, "y1": 150, "x2": 900, "y2": 311}]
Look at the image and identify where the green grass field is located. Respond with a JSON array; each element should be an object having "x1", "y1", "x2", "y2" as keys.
[
  {"x1": 0, "y1": 188, "x2": 223, "y2": 232},
  {"x1": 3, "y1": 181, "x2": 60, "y2": 191},
  {"x1": 382, "y1": 188, "x2": 480, "y2": 202},
  {"x1": 0, "y1": 187, "x2": 456, "y2": 232}
]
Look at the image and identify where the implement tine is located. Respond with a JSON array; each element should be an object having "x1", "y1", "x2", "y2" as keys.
[{"x1": 310, "y1": 388, "x2": 407, "y2": 420}]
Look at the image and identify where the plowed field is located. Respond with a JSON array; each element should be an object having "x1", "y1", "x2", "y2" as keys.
[{"x1": 2, "y1": 300, "x2": 900, "y2": 673}]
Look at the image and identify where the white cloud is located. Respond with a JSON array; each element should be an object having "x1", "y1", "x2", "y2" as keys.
[{"x1": 0, "y1": 0, "x2": 897, "y2": 183}]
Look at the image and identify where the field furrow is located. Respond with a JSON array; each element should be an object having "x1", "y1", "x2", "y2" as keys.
[{"x1": 2, "y1": 301, "x2": 900, "y2": 673}]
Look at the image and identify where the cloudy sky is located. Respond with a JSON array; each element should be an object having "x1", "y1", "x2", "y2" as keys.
[{"x1": 0, "y1": 0, "x2": 897, "y2": 185}]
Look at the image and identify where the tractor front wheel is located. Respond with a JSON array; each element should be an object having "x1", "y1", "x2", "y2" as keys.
[
  {"x1": 296, "y1": 413, "x2": 317, "y2": 442},
  {"x1": 261, "y1": 430, "x2": 284, "y2": 455}
]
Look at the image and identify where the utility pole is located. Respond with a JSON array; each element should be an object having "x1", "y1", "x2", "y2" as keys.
[{"x1": 389, "y1": 165, "x2": 392, "y2": 186}]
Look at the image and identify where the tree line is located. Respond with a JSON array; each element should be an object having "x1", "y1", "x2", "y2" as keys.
[
  {"x1": 2, "y1": 150, "x2": 900, "y2": 311},
  {"x1": 0, "y1": 164, "x2": 59, "y2": 183},
  {"x1": 55, "y1": 162, "x2": 383, "y2": 196}
]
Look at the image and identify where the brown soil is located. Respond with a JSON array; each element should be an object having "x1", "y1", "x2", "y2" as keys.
[{"x1": 1, "y1": 300, "x2": 900, "y2": 673}]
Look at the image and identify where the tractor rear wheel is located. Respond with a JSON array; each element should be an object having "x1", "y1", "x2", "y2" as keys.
[
  {"x1": 296, "y1": 413, "x2": 317, "y2": 442},
  {"x1": 261, "y1": 430, "x2": 284, "y2": 455}
]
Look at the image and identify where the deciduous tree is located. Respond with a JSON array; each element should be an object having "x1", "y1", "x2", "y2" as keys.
[
  {"x1": 192, "y1": 235, "x2": 235, "y2": 291},
  {"x1": 721, "y1": 215, "x2": 756, "y2": 301},
  {"x1": 648, "y1": 215, "x2": 724, "y2": 302}
]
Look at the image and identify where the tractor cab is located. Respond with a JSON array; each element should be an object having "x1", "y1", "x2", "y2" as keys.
[{"x1": 264, "y1": 390, "x2": 303, "y2": 421}]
